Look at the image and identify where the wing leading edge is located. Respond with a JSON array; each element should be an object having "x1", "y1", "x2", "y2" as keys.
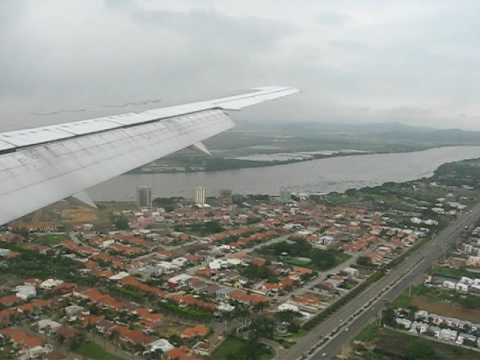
[{"x1": 0, "y1": 86, "x2": 298, "y2": 225}]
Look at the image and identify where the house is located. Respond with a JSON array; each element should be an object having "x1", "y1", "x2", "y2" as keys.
[
  {"x1": 342, "y1": 267, "x2": 359, "y2": 278},
  {"x1": 64, "y1": 305, "x2": 84, "y2": 319},
  {"x1": 429, "y1": 325, "x2": 441, "y2": 337},
  {"x1": 40, "y1": 279, "x2": 64, "y2": 290},
  {"x1": 181, "y1": 324, "x2": 209, "y2": 339},
  {"x1": 172, "y1": 257, "x2": 188, "y2": 268},
  {"x1": 79, "y1": 288, "x2": 130, "y2": 312},
  {"x1": 414, "y1": 310, "x2": 429, "y2": 320},
  {"x1": 111, "y1": 325, "x2": 153, "y2": 347},
  {"x1": 229, "y1": 290, "x2": 269, "y2": 306},
  {"x1": 442, "y1": 280, "x2": 456, "y2": 289},
  {"x1": 439, "y1": 328, "x2": 457, "y2": 342},
  {"x1": 15, "y1": 285, "x2": 36, "y2": 300},
  {"x1": 36, "y1": 319, "x2": 62, "y2": 335},
  {"x1": 80, "y1": 314, "x2": 104, "y2": 329},
  {"x1": 192, "y1": 341, "x2": 210, "y2": 357},
  {"x1": 395, "y1": 318, "x2": 411, "y2": 329},
  {"x1": 410, "y1": 321, "x2": 428, "y2": 334},
  {"x1": 55, "y1": 325, "x2": 80, "y2": 345},
  {"x1": 0, "y1": 327, "x2": 49, "y2": 358},
  {"x1": 0, "y1": 294, "x2": 21, "y2": 307},
  {"x1": 168, "y1": 274, "x2": 193, "y2": 288},
  {"x1": 278, "y1": 303, "x2": 300, "y2": 313},
  {"x1": 136, "y1": 308, "x2": 163, "y2": 329},
  {"x1": 145, "y1": 338, "x2": 174, "y2": 354},
  {"x1": 455, "y1": 282, "x2": 469, "y2": 293},
  {"x1": 166, "y1": 346, "x2": 201, "y2": 360},
  {"x1": 460, "y1": 276, "x2": 474, "y2": 285}
]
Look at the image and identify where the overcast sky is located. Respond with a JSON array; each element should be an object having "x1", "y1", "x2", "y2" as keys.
[{"x1": 2, "y1": 0, "x2": 480, "y2": 130}]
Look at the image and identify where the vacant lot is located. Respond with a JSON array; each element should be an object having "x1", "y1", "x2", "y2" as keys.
[
  {"x1": 73, "y1": 341, "x2": 125, "y2": 360},
  {"x1": 394, "y1": 285, "x2": 480, "y2": 322},
  {"x1": 375, "y1": 328, "x2": 479, "y2": 360},
  {"x1": 411, "y1": 295, "x2": 480, "y2": 322}
]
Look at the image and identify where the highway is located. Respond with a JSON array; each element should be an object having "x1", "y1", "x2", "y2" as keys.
[{"x1": 276, "y1": 202, "x2": 480, "y2": 360}]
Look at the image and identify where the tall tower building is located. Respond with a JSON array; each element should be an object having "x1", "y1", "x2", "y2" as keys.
[
  {"x1": 193, "y1": 186, "x2": 207, "y2": 206},
  {"x1": 136, "y1": 186, "x2": 152, "y2": 208}
]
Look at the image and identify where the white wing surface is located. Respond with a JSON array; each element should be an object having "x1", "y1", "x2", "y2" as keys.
[{"x1": 0, "y1": 86, "x2": 298, "y2": 225}]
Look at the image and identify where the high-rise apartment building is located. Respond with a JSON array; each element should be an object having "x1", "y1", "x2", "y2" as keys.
[
  {"x1": 136, "y1": 186, "x2": 152, "y2": 208},
  {"x1": 193, "y1": 186, "x2": 207, "y2": 206}
]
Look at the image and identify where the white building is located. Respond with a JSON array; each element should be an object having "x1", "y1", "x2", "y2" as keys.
[
  {"x1": 194, "y1": 186, "x2": 207, "y2": 206},
  {"x1": 40, "y1": 278, "x2": 64, "y2": 290},
  {"x1": 342, "y1": 267, "x2": 360, "y2": 278},
  {"x1": 460, "y1": 277, "x2": 474, "y2": 285},
  {"x1": 37, "y1": 319, "x2": 61, "y2": 334},
  {"x1": 456, "y1": 282, "x2": 469, "y2": 293},
  {"x1": 15, "y1": 285, "x2": 36, "y2": 300},
  {"x1": 439, "y1": 328, "x2": 458, "y2": 342},
  {"x1": 395, "y1": 318, "x2": 412, "y2": 329},
  {"x1": 168, "y1": 273, "x2": 192, "y2": 287},
  {"x1": 146, "y1": 339, "x2": 174, "y2": 354},
  {"x1": 442, "y1": 280, "x2": 456, "y2": 289},
  {"x1": 278, "y1": 303, "x2": 300, "y2": 313}
]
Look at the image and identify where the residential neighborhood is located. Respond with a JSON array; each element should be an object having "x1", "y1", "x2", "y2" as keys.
[{"x1": 0, "y1": 168, "x2": 479, "y2": 360}]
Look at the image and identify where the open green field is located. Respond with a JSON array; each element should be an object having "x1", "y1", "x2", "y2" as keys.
[
  {"x1": 375, "y1": 328, "x2": 480, "y2": 360},
  {"x1": 33, "y1": 233, "x2": 66, "y2": 246},
  {"x1": 258, "y1": 239, "x2": 350, "y2": 271},
  {"x1": 211, "y1": 337, "x2": 273, "y2": 360},
  {"x1": 73, "y1": 341, "x2": 125, "y2": 360},
  {"x1": 432, "y1": 266, "x2": 480, "y2": 280},
  {"x1": 284, "y1": 256, "x2": 312, "y2": 266}
]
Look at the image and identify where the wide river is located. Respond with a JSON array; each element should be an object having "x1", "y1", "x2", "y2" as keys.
[{"x1": 89, "y1": 146, "x2": 480, "y2": 201}]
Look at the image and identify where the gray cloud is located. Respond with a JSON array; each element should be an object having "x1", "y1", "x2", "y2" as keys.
[
  {"x1": 1, "y1": 0, "x2": 480, "y2": 130},
  {"x1": 316, "y1": 12, "x2": 350, "y2": 26}
]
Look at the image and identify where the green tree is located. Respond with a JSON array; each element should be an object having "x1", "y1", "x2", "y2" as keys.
[
  {"x1": 381, "y1": 308, "x2": 396, "y2": 327},
  {"x1": 113, "y1": 215, "x2": 129, "y2": 230},
  {"x1": 357, "y1": 256, "x2": 373, "y2": 267}
]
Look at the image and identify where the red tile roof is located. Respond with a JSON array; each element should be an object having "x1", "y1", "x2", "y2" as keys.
[
  {"x1": 111, "y1": 325, "x2": 152, "y2": 346},
  {"x1": 181, "y1": 324, "x2": 209, "y2": 338},
  {"x1": 229, "y1": 290, "x2": 269, "y2": 305},
  {"x1": 0, "y1": 327, "x2": 43, "y2": 349}
]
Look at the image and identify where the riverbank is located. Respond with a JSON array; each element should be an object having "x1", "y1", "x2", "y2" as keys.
[
  {"x1": 129, "y1": 150, "x2": 375, "y2": 174},
  {"x1": 89, "y1": 146, "x2": 480, "y2": 201}
]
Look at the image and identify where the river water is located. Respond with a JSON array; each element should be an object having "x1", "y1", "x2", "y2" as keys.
[{"x1": 88, "y1": 146, "x2": 480, "y2": 201}]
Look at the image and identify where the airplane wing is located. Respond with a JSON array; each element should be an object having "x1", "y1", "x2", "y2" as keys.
[{"x1": 0, "y1": 86, "x2": 298, "y2": 225}]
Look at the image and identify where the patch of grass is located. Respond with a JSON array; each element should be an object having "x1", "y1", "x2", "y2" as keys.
[
  {"x1": 211, "y1": 337, "x2": 273, "y2": 360},
  {"x1": 3, "y1": 247, "x2": 96, "y2": 285},
  {"x1": 157, "y1": 300, "x2": 213, "y2": 321},
  {"x1": 432, "y1": 266, "x2": 480, "y2": 280},
  {"x1": 392, "y1": 291, "x2": 413, "y2": 308},
  {"x1": 355, "y1": 321, "x2": 380, "y2": 342},
  {"x1": 259, "y1": 239, "x2": 350, "y2": 271},
  {"x1": 284, "y1": 256, "x2": 312, "y2": 266},
  {"x1": 174, "y1": 221, "x2": 224, "y2": 236},
  {"x1": 73, "y1": 341, "x2": 125, "y2": 360},
  {"x1": 33, "y1": 233, "x2": 66, "y2": 246}
]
